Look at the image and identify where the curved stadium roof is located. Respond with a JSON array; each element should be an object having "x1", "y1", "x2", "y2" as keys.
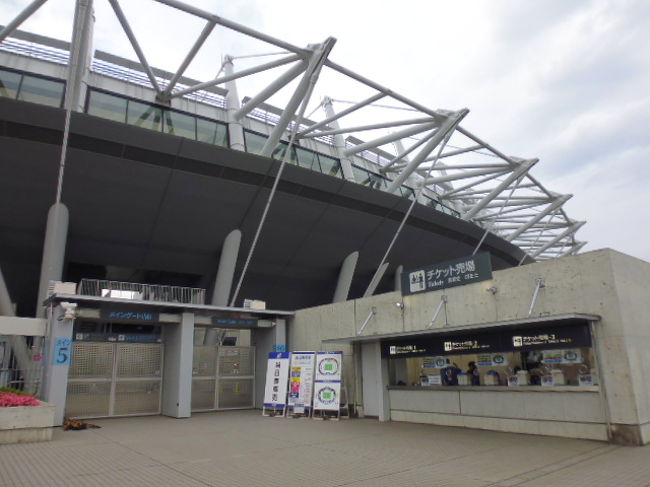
[{"x1": 0, "y1": 0, "x2": 585, "y2": 313}]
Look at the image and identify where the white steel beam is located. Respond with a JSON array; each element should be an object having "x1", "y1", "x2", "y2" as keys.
[
  {"x1": 528, "y1": 221, "x2": 585, "y2": 258},
  {"x1": 462, "y1": 159, "x2": 536, "y2": 221},
  {"x1": 299, "y1": 117, "x2": 435, "y2": 139},
  {"x1": 380, "y1": 130, "x2": 434, "y2": 174},
  {"x1": 153, "y1": 0, "x2": 305, "y2": 54},
  {"x1": 161, "y1": 20, "x2": 216, "y2": 98},
  {"x1": 559, "y1": 241, "x2": 587, "y2": 257},
  {"x1": 299, "y1": 93, "x2": 386, "y2": 136},
  {"x1": 434, "y1": 145, "x2": 484, "y2": 160},
  {"x1": 108, "y1": 0, "x2": 162, "y2": 94},
  {"x1": 343, "y1": 121, "x2": 438, "y2": 156},
  {"x1": 234, "y1": 60, "x2": 307, "y2": 121},
  {"x1": 322, "y1": 97, "x2": 355, "y2": 181},
  {"x1": 386, "y1": 110, "x2": 468, "y2": 193},
  {"x1": 260, "y1": 37, "x2": 336, "y2": 157},
  {"x1": 0, "y1": 0, "x2": 48, "y2": 43},
  {"x1": 425, "y1": 166, "x2": 510, "y2": 186},
  {"x1": 506, "y1": 194, "x2": 572, "y2": 241},
  {"x1": 223, "y1": 56, "x2": 245, "y2": 151},
  {"x1": 456, "y1": 126, "x2": 518, "y2": 166},
  {"x1": 170, "y1": 54, "x2": 300, "y2": 99}
]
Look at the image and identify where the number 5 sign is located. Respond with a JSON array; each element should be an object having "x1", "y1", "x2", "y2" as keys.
[{"x1": 53, "y1": 338, "x2": 72, "y2": 366}]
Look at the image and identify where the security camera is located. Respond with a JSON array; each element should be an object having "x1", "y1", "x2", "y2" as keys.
[{"x1": 61, "y1": 302, "x2": 78, "y2": 320}]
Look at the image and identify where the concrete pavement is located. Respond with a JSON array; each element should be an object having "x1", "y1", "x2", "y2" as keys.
[{"x1": 1, "y1": 410, "x2": 649, "y2": 487}]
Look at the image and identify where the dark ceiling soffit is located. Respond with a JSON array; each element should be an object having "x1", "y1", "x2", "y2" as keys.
[{"x1": 322, "y1": 313, "x2": 601, "y2": 343}]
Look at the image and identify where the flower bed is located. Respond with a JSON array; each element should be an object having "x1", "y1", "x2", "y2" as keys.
[
  {"x1": 0, "y1": 391, "x2": 41, "y2": 407},
  {"x1": 0, "y1": 389, "x2": 54, "y2": 444}
]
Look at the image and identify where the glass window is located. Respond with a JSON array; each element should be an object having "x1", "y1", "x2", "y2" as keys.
[
  {"x1": 318, "y1": 154, "x2": 342, "y2": 178},
  {"x1": 87, "y1": 90, "x2": 127, "y2": 123},
  {"x1": 244, "y1": 131, "x2": 268, "y2": 155},
  {"x1": 197, "y1": 118, "x2": 228, "y2": 146},
  {"x1": 18, "y1": 75, "x2": 64, "y2": 107},
  {"x1": 0, "y1": 69, "x2": 21, "y2": 99},
  {"x1": 295, "y1": 147, "x2": 319, "y2": 170},
  {"x1": 272, "y1": 142, "x2": 298, "y2": 164},
  {"x1": 352, "y1": 165, "x2": 371, "y2": 185},
  {"x1": 400, "y1": 187, "x2": 415, "y2": 200},
  {"x1": 164, "y1": 110, "x2": 196, "y2": 139},
  {"x1": 127, "y1": 100, "x2": 163, "y2": 131},
  {"x1": 367, "y1": 172, "x2": 388, "y2": 190}
]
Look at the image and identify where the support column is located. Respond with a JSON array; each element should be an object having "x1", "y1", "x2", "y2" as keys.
[
  {"x1": 322, "y1": 97, "x2": 355, "y2": 181},
  {"x1": 36, "y1": 203, "x2": 69, "y2": 318},
  {"x1": 274, "y1": 318, "x2": 287, "y2": 352},
  {"x1": 333, "y1": 251, "x2": 358, "y2": 303},
  {"x1": 204, "y1": 229, "x2": 241, "y2": 345},
  {"x1": 223, "y1": 56, "x2": 246, "y2": 152},
  {"x1": 360, "y1": 341, "x2": 390, "y2": 421},
  {"x1": 65, "y1": 0, "x2": 95, "y2": 112},
  {"x1": 162, "y1": 312, "x2": 194, "y2": 418},
  {"x1": 394, "y1": 265, "x2": 403, "y2": 292},
  {"x1": 41, "y1": 304, "x2": 74, "y2": 425}
]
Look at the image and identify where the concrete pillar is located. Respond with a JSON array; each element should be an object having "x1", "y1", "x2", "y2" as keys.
[
  {"x1": 41, "y1": 304, "x2": 74, "y2": 425},
  {"x1": 162, "y1": 312, "x2": 194, "y2": 418},
  {"x1": 0, "y1": 266, "x2": 14, "y2": 316},
  {"x1": 65, "y1": 0, "x2": 95, "y2": 112},
  {"x1": 35, "y1": 203, "x2": 69, "y2": 318},
  {"x1": 223, "y1": 57, "x2": 246, "y2": 152},
  {"x1": 323, "y1": 97, "x2": 355, "y2": 181},
  {"x1": 333, "y1": 251, "x2": 359, "y2": 303},
  {"x1": 204, "y1": 229, "x2": 241, "y2": 345},
  {"x1": 360, "y1": 341, "x2": 390, "y2": 421},
  {"x1": 394, "y1": 264, "x2": 403, "y2": 293}
]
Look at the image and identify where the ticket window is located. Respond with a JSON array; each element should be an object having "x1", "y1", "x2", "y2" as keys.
[{"x1": 390, "y1": 346, "x2": 596, "y2": 387}]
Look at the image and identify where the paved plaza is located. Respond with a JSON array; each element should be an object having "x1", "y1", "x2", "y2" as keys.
[{"x1": 1, "y1": 410, "x2": 649, "y2": 487}]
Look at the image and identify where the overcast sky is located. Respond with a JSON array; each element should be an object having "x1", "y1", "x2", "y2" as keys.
[{"x1": 3, "y1": 0, "x2": 649, "y2": 262}]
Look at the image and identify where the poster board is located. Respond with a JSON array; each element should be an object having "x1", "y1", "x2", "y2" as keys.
[
  {"x1": 288, "y1": 351, "x2": 316, "y2": 412},
  {"x1": 313, "y1": 351, "x2": 343, "y2": 415},
  {"x1": 263, "y1": 352, "x2": 290, "y2": 414}
]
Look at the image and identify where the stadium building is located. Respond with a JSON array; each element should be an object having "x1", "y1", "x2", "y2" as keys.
[{"x1": 2, "y1": 1, "x2": 649, "y2": 446}]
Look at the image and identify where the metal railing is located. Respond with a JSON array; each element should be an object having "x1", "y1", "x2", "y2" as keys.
[
  {"x1": 78, "y1": 279, "x2": 206, "y2": 305},
  {"x1": 0, "y1": 336, "x2": 43, "y2": 395}
]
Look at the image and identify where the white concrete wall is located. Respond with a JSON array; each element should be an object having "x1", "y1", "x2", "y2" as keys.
[{"x1": 289, "y1": 249, "x2": 650, "y2": 444}]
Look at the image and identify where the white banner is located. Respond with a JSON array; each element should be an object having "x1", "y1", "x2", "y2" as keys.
[
  {"x1": 263, "y1": 352, "x2": 290, "y2": 408},
  {"x1": 312, "y1": 381, "x2": 341, "y2": 411},
  {"x1": 288, "y1": 351, "x2": 315, "y2": 409}
]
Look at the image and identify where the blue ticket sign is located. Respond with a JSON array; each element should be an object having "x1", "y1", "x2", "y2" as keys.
[
  {"x1": 401, "y1": 252, "x2": 493, "y2": 296},
  {"x1": 53, "y1": 337, "x2": 72, "y2": 366}
]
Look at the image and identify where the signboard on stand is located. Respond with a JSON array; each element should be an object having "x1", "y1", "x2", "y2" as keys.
[
  {"x1": 312, "y1": 352, "x2": 343, "y2": 415},
  {"x1": 262, "y1": 352, "x2": 290, "y2": 416},
  {"x1": 288, "y1": 351, "x2": 316, "y2": 414}
]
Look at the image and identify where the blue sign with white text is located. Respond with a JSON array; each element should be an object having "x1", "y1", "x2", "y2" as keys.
[{"x1": 53, "y1": 337, "x2": 72, "y2": 366}]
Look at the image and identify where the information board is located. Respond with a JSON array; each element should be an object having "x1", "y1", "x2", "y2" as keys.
[
  {"x1": 313, "y1": 352, "x2": 343, "y2": 412},
  {"x1": 288, "y1": 351, "x2": 316, "y2": 410},
  {"x1": 263, "y1": 352, "x2": 290, "y2": 408},
  {"x1": 402, "y1": 252, "x2": 493, "y2": 296}
]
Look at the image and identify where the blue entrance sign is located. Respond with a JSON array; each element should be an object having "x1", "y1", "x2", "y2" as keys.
[
  {"x1": 401, "y1": 252, "x2": 493, "y2": 296},
  {"x1": 53, "y1": 337, "x2": 72, "y2": 366}
]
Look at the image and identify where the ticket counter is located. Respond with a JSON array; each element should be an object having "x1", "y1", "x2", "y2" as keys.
[{"x1": 332, "y1": 313, "x2": 609, "y2": 442}]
